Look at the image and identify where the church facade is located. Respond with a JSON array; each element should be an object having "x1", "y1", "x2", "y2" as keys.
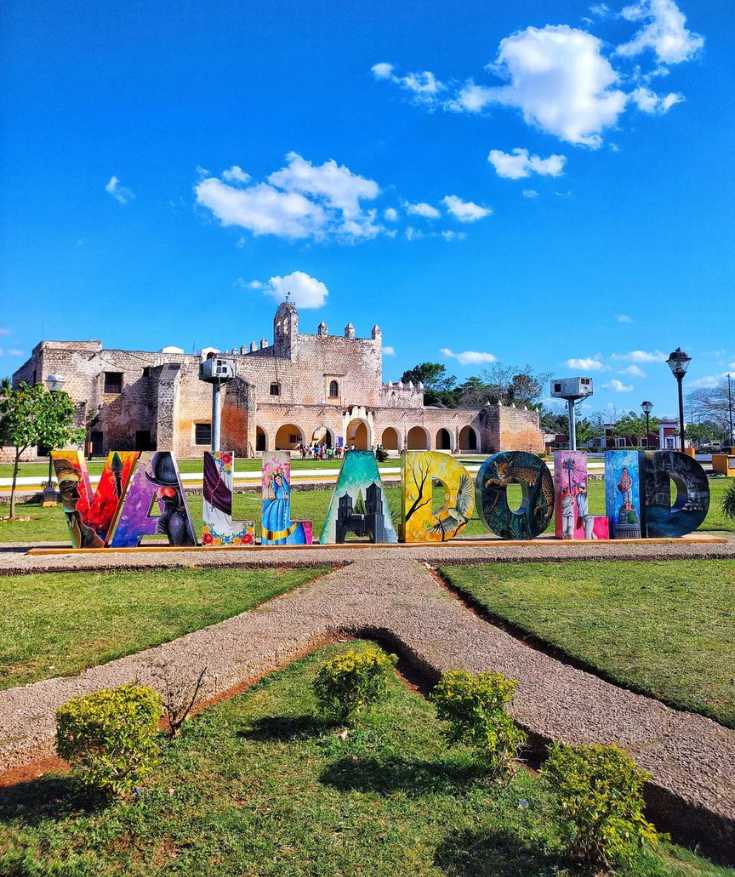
[{"x1": 12, "y1": 302, "x2": 544, "y2": 459}]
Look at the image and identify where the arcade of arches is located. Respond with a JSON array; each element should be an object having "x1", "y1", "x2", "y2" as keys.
[{"x1": 266, "y1": 422, "x2": 481, "y2": 453}]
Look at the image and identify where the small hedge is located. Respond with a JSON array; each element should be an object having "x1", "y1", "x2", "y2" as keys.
[
  {"x1": 313, "y1": 648, "x2": 397, "y2": 723},
  {"x1": 431, "y1": 670, "x2": 526, "y2": 775},
  {"x1": 56, "y1": 684, "x2": 161, "y2": 797},
  {"x1": 541, "y1": 742, "x2": 660, "y2": 870}
]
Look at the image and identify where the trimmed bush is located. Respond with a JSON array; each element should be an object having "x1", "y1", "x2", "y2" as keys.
[
  {"x1": 56, "y1": 684, "x2": 161, "y2": 797},
  {"x1": 541, "y1": 742, "x2": 660, "y2": 870},
  {"x1": 313, "y1": 647, "x2": 397, "y2": 723},
  {"x1": 431, "y1": 670, "x2": 526, "y2": 774}
]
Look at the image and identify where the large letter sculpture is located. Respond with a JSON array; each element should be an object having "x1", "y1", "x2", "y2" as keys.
[
  {"x1": 604, "y1": 450, "x2": 644, "y2": 539},
  {"x1": 319, "y1": 450, "x2": 397, "y2": 544},
  {"x1": 401, "y1": 451, "x2": 475, "y2": 542},
  {"x1": 201, "y1": 451, "x2": 255, "y2": 546},
  {"x1": 642, "y1": 450, "x2": 709, "y2": 537},
  {"x1": 476, "y1": 452, "x2": 554, "y2": 539},
  {"x1": 52, "y1": 449, "x2": 139, "y2": 547},
  {"x1": 260, "y1": 452, "x2": 312, "y2": 545},
  {"x1": 108, "y1": 452, "x2": 197, "y2": 547},
  {"x1": 553, "y1": 450, "x2": 608, "y2": 541}
]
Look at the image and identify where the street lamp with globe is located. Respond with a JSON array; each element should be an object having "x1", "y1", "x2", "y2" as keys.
[
  {"x1": 641, "y1": 400, "x2": 654, "y2": 448},
  {"x1": 666, "y1": 348, "x2": 691, "y2": 451}
]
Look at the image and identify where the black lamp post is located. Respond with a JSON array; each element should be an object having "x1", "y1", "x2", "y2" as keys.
[
  {"x1": 666, "y1": 348, "x2": 691, "y2": 451},
  {"x1": 641, "y1": 400, "x2": 653, "y2": 448}
]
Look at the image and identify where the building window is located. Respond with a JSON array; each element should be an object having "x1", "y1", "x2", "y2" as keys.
[
  {"x1": 104, "y1": 372, "x2": 123, "y2": 394},
  {"x1": 270, "y1": 382, "x2": 281, "y2": 396},
  {"x1": 329, "y1": 380, "x2": 339, "y2": 398},
  {"x1": 195, "y1": 423, "x2": 212, "y2": 446}
]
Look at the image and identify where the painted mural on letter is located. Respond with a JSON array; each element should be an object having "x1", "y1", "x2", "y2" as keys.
[
  {"x1": 604, "y1": 450, "x2": 643, "y2": 539},
  {"x1": 201, "y1": 451, "x2": 255, "y2": 546},
  {"x1": 319, "y1": 450, "x2": 397, "y2": 544},
  {"x1": 553, "y1": 450, "x2": 608, "y2": 541},
  {"x1": 260, "y1": 451, "x2": 312, "y2": 545},
  {"x1": 401, "y1": 451, "x2": 475, "y2": 542},
  {"x1": 642, "y1": 450, "x2": 709, "y2": 538},
  {"x1": 476, "y1": 452, "x2": 554, "y2": 540}
]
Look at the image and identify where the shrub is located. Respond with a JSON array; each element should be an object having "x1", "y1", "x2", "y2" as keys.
[
  {"x1": 722, "y1": 481, "x2": 735, "y2": 521},
  {"x1": 313, "y1": 647, "x2": 397, "y2": 723},
  {"x1": 375, "y1": 445, "x2": 389, "y2": 462},
  {"x1": 56, "y1": 684, "x2": 161, "y2": 797},
  {"x1": 541, "y1": 742, "x2": 660, "y2": 870},
  {"x1": 431, "y1": 670, "x2": 526, "y2": 774}
]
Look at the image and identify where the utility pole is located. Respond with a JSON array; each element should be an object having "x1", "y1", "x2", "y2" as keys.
[{"x1": 729, "y1": 374, "x2": 734, "y2": 449}]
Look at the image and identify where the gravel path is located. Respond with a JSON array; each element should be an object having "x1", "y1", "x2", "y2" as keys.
[{"x1": 0, "y1": 557, "x2": 733, "y2": 859}]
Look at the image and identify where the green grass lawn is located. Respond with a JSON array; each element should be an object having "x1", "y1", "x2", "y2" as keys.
[
  {"x1": 0, "y1": 640, "x2": 729, "y2": 877},
  {"x1": 0, "y1": 566, "x2": 328, "y2": 690},
  {"x1": 1, "y1": 477, "x2": 732, "y2": 544},
  {"x1": 440, "y1": 560, "x2": 735, "y2": 729}
]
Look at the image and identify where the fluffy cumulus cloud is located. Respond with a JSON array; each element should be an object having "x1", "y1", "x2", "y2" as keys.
[
  {"x1": 371, "y1": 62, "x2": 444, "y2": 104},
  {"x1": 522, "y1": 188, "x2": 539, "y2": 199},
  {"x1": 442, "y1": 195, "x2": 492, "y2": 222},
  {"x1": 631, "y1": 86, "x2": 683, "y2": 114},
  {"x1": 488, "y1": 147, "x2": 566, "y2": 179},
  {"x1": 196, "y1": 152, "x2": 382, "y2": 242},
  {"x1": 383, "y1": 345, "x2": 396, "y2": 356},
  {"x1": 611, "y1": 349, "x2": 667, "y2": 362},
  {"x1": 617, "y1": 0, "x2": 704, "y2": 65},
  {"x1": 222, "y1": 165, "x2": 250, "y2": 184},
  {"x1": 404, "y1": 201, "x2": 440, "y2": 218},
  {"x1": 604, "y1": 378, "x2": 634, "y2": 392},
  {"x1": 619, "y1": 364, "x2": 646, "y2": 377},
  {"x1": 566, "y1": 356, "x2": 604, "y2": 370},
  {"x1": 105, "y1": 175, "x2": 134, "y2": 205},
  {"x1": 384, "y1": 207, "x2": 399, "y2": 222},
  {"x1": 261, "y1": 271, "x2": 329, "y2": 309},
  {"x1": 441, "y1": 347, "x2": 497, "y2": 365},
  {"x1": 616, "y1": 313, "x2": 633, "y2": 323}
]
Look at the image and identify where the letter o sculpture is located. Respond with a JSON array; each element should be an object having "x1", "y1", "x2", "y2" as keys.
[{"x1": 476, "y1": 452, "x2": 554, "y2": 540}]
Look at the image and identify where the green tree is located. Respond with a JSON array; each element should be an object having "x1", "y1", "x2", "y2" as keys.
[
  {"x1": 400, "y1": 362, "x2": 457, "y2": 406},
  {"x1": 0, "y1": 382, "x2": 82, "y2": 519},
  {"x1": 613, "y1": 411, "x2": 660, "y2": 448},
  {"x1": 686, "y1": 420, "x2": 721, "y2": 448}
]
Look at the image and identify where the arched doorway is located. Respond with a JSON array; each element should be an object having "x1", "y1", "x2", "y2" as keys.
[
  {"x1": 459, "y1": 425, "x2": 478, "y2": 451},
  {"x1": 311, "y1": 426, "x2": 333, "y2": 449},
  {"x1": 436, "y1": 428, "x2": 451, "y2": 450},
  {"x1": 256, "y1": 426, "x2": 267, "y2": 452},
  {"x1": 275, "y1": 423, "x2": 303, "y2": 451},
  {"x1": 346, "y1": 419, "x2": 369, "y2": 450},
  {"x1": 381, "y1": 427, "x2": 399, "y2": 450},
  {"x1": 407, "y1": 425, "x2": 429, "y2": 450}
]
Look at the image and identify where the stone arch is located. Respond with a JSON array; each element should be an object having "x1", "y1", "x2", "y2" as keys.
[
  {"x1": 407, "y1": 425, "x2": 429, "y2": 450},
  {"x1": 381, "y1": 426, "x2": 399, "y2": 451},
  {"x1": 436, "y1": 428, "x2": 452, "y2": 450},
  {"x1": 311, "y1": 426, "x2": 333, "y2": 449},
  {"x1": 255, "y1": 426, "x2": 267, "y2": 452},
  {"x1": 459, "y1": 425, "x2": 478, "y2": 451},
  {"x1": 275, "y1": 423, "x2": 304, "y2": 451},
  {"x1": 346, "y1": 419, "x2": 370, "y2": 450}
]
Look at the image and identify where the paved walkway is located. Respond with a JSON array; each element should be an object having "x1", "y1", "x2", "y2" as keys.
[{"x1": 0, "y1": 558, "x2": 732, "y2": 859}]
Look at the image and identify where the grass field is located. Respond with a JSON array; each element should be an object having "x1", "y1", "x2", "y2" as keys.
[
  {"x1": 0, "y1": 640, "x2": 730, "y2": 877},
  {"x1": 0, "y1": 477, "x2": 732, "y2": 543},
  {"x1": 441, "y1": 560, "x2": 735, "y2": 729},
  {"x1": 0, "y1": 566, "x2": 327, "y2": 690}
]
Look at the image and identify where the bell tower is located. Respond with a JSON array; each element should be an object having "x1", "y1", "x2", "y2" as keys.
[{"x1": 273, "y1": 296, "x2": 299, "y2": 360}]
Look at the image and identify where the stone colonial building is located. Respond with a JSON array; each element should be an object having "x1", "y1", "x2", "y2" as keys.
[{"x1": 12, "y1": 302, "x2": 543, "y2": 459}]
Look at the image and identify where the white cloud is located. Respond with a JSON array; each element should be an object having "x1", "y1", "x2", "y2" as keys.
[
  {"x1": 453, "y1": 26, "x2": 628, "y2": 147},
  {"x1": 234, "y1": 277, "x2": 263, "y2": 290},
  {"x1": 631, "y1": 86, "x2": 684, "y2": 113},
  {"x1": 384, "y1": 207, "x2": 399, "y2": 222},
  {"x1": 522, "y1": 189, "x2": 539, "y2": 199},
  {"x1": 619, "y1": 364, "x2": 646, "y2": 377},
  {"x1": 404, "y1": 201, "x2": 440, "y2": 219},
  {"x1": 222, "y1": 165, "x2": 250, "y2": 184},
  {"x1": 383, "y1": 345, "x2": 396, "y2": 356},
  {"x1": 617, "y1": 0, "x2": 704, "y2": 65},
  {"x1": 442, "y1": 194, "x2": 492, "y2": 222},
  {"x1": 604, "y1": 378, "x2": 633, "y2": 392},
  {"x1": 196, "y1": 152, "x2": 382, "y2": 242},
  {"x1": 689, "y1": 375, "x2": 720, "y2": 389},
  {"x1": 195, "y1": 165, "x2": 210, "y2": 178},
  {"x1": 616, "y1": 313, "x2": 633, "y2": 323},
  {"x1": 441, "y1": 347, "x2": 497, "y2": 365},
  {"x1": 488, "y1": 147, "x2": 566, "y2": 179},
  {"x1": 264, "y1": 271, "x2": 328, "y2": 309},
  {"x1": 589, "y1": 3, "x2": 611, "y2": 16},
  {"x1": 566, "y1": 356, "x2": 604, "y2": 370},
  {"x1": 611, "y1": 349, "x2": 667, "y2": 362},
  {"x1": 105, "y1": 175, "x2": 134, "y2": 205},
  {"x1": 370, "y1": 61, "x2": 444, "y2": 105},
  {"x1": 0, "y1": 347, "x2": 24, "y2": 357},
  {"x1": 440, "y1": 230, "x2": 466, "y2": 241}
]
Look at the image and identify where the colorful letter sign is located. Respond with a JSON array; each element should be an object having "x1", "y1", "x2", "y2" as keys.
[
  {"x1": 108, "y1": 452, "x2": 197, "y2": 547},
  {"x1": 201, "y1": 451, "x2": 255, "y2": 546},
  {"x1": 260, "y1": 452, "x2": 312, "y2": 545},
  {"x1": 401, "y1": 451, "x2": 475, "y2": 542},
  {"x1": 642, "y1": 450, "x2": 709, "y2": 537},
  {"x1": 476, "y1": 452, "x2": 554, "y2": 539},
  {"x1": 553, "y1": 450, "x2": 608, "y2": 541},
  {"x1": 320, "y1": 450, "x2": 397, "y2": 544},
  {"x1": 604, "y1": 450, "x2": 644, "y2": 539}
]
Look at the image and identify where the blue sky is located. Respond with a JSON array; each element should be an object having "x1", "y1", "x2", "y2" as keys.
[{"x1": 2, "y1": 0, "x2": 733, "y2": 420}]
